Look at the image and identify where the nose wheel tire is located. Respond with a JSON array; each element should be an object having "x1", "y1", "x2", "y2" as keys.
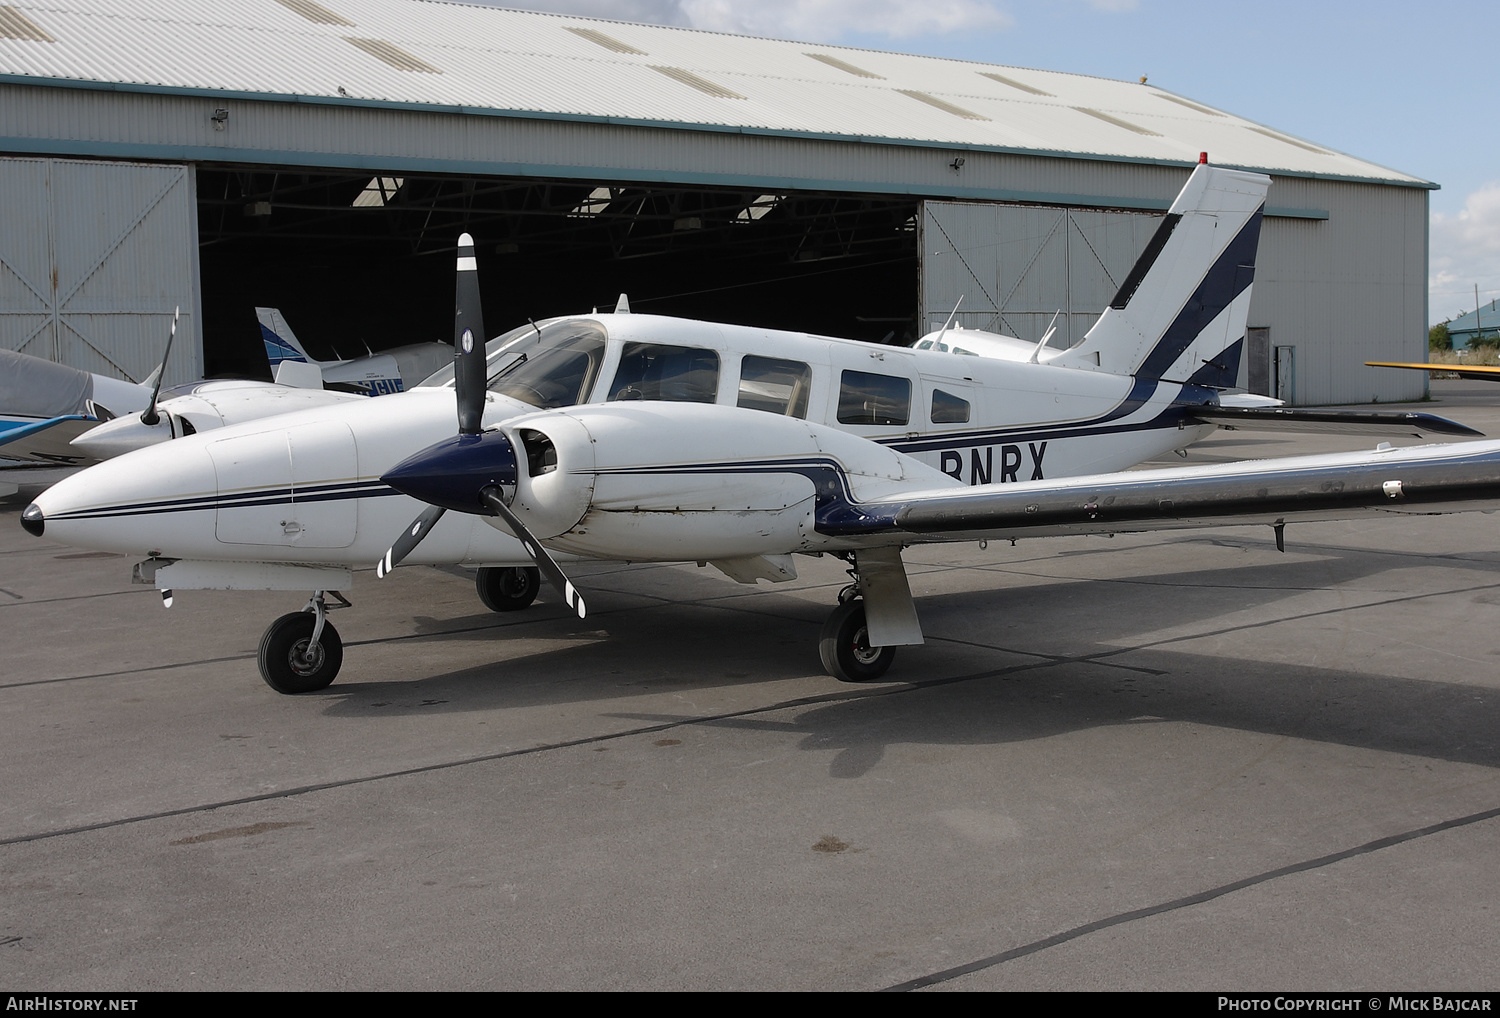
[
  {"x1": 819, "y1": 599, "x2": 896, "y2": 683},
  {"x1": 476, "y1": 566, "x2": 541, "y2": 612},
  {"x1": 258, "y1": 612, "x2": 343, "y2": 694}
]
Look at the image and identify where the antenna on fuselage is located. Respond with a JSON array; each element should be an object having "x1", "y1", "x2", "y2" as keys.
[
  {"x1": 1028, "y1": 309, "x2": 1062, "y2": 364},
  {"x1": 614, "y1": 293, "x2": 631, "y2": 314},
  {"x1": 938, "y1": 296, "x2": 964, "y2": 339}
]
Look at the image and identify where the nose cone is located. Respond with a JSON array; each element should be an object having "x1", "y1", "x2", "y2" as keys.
[
  {"x1": 70, "y1": 414, "x2": 173, "y2": 459},
  {"x1": 382, "y1": 431, "x2": 518, "y2": 515},
  {"x1": 20, "y1": 503, "x2": 43, "y2": 537}
]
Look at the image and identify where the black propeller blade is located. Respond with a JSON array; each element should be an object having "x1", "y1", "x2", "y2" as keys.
[
  {"x1": 375, "y1": 504, "x2": 446, "y2": 578},
  {"x1": 378, "y1": 234, "x2": 488, "y2": 578},
  {"x1": 479, "y1": 487, "x2": 586, "y2": 619},
  {"x1": 454, "y1": 232, "x2": 487, "y2": 436},
  {"x1": 139, "y1": 306, "x2": 180, "y2": 427}
]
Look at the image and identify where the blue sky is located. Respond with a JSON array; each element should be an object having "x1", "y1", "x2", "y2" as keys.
[{"x1": 492, "y1": 0, "x2": 1499, "y2": 322}]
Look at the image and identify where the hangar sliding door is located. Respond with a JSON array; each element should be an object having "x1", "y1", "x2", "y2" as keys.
[
  {"x1": 919, "y1": 200, "x2": 1162, "y2": 351},
  {"x1": 0, "y1": 157, "x2": 200, "y2": 386}
]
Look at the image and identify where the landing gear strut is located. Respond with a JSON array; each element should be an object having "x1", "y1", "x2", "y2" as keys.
[
  {"x1": 476, "y1": 566, "x2": 541, "y2": 612},
  {"x1": 258, "y1": 590, "x2": 347, "y2": 694},
  {"x1": 818, "y1": 560, "x2": 898, "y2": 683}
]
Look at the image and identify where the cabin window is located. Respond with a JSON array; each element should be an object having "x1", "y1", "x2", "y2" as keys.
[
  {"x1": 608, "y1": 343, "x2": 720, "y2": 403},
  {"x1": 737, "y1": 356, "x2": 811, "y2": 418},
  {"x1": 930, "y1": 388, "x2": 970, "y2": 424},
  {"x1": 837, "y1": 370, "x2": 910, "y2": 426}
]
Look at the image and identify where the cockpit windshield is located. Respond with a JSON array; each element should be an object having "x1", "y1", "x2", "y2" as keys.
[{"x1": 417, "y1": 320, "x2": 608, "y2": 410}]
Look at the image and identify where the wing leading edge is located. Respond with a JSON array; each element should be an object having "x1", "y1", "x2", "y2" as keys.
[
  {"x1": 820, "y1": 440, "x2": 1500, "y2": 542},
  {"x1": 1366, "y1": 360, "x2": 1500, "y2": 382}
]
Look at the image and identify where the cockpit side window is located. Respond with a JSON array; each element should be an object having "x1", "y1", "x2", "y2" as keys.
[
  {"x1": 837, "y1": 370, "x2": 910, "y2": 426},
  {"x1": 737, "y1": 355, "x2": 811, "y2": 418},
  {"x1": 607, "y1": 343, "x2": 720, "y2": 403}
]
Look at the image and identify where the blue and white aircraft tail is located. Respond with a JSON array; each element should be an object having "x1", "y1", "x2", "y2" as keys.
[
  {"x1": 256, "y1": 307, "x2": 452, "y2": 396},
  {"x1": 1050, "y1": 157, "x2": 1265, "y2": 387},
  {"x1": 917, "y1": 158, "x2": 1265, "y2": 393},
  {"x1": 257, "y1": 307, "x2": 314, "y2": 367}
]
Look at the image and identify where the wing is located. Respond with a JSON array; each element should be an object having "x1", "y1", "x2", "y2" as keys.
[
  {"x1": 1366, "y1": 360, "x2": 1500, "y2": 382},
  {"x1": 820, "y1": 440, "x2": 1500, "y2": 543},
  {"x1": 1187, "y1": 405, "x2": 1481, "y2": 437},
  {"x1": 0, "y1": 414, "x2": 98, "y2": 464}
]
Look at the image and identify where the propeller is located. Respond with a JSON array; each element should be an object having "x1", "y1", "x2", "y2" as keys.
[
  {"x1": 139, "y1": 306, "x2": 180, "y2": 427},
  {"x1": 375, "y1": 235, "x2": 589, "y2": 618},
  {"x1": 479, "y1": 487, "x2": 585, "y2": 618},
  {"x1": 375, "y1": 504, "x2": 445, "y2": 579},
  {"x1": 375, "y1": 230, "x2": 485, "y2": 576}
]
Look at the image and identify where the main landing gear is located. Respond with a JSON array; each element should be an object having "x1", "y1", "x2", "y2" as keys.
[
  {"x1": 257, "y1": 590, "x2": 349, "y2": 694},
  {"x1": 476, "y1": 566, "x2": 541, "y2": 612},
  {"x1": 818, "y1": 568, "x2": 898, "y2": 684}
]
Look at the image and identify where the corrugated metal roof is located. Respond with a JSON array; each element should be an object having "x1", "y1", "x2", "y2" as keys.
[{"x1": 0, "y1": 0, "x2": 1429, "y2": 186}]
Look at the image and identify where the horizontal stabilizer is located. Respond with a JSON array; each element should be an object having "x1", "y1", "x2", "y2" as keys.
[
  {"x1": 1189, "y1": 406, "x2": 1481, "y2": 438},
  {"x1": 274, "y1": 359, "x2": 325, "y2": 390}
]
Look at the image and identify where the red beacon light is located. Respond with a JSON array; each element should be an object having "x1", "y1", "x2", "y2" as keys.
[{"x1": 1199, "y1": 152, "x2": 1209, "y2": 164}]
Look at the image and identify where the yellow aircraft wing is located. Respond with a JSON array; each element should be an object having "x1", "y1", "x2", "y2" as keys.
[{"x1": 1367, "y1": 360, "x2": 1500, "y2": 381}]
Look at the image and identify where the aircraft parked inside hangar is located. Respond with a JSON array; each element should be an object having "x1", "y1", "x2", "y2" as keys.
[
  {"x1": 259, "y1": 307, "x2": 452, "y2": 396},
  {"x1": 22, "y1": 162, "x2": 1500, "y2": 694}
]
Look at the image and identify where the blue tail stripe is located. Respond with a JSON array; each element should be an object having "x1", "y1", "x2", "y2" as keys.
[
  {"x1": 1136, "y1": 207, "x2": 1263, "y2": 381},
  {"x1": 260, "y1": 324, "x2": 305, "y2": 365}
]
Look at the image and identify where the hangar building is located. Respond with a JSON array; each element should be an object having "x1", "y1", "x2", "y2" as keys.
[{"x1": 0, "y1": 0, "x2": 1435, "y2": 404}]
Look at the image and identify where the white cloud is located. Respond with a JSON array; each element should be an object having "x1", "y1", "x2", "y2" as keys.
[
  {"x1": 496, "y1": 0, "x2": 1011, "y2": 40},
  {"x1": 1429, "y1": 181, "x2": 1500, "y2": 320}
]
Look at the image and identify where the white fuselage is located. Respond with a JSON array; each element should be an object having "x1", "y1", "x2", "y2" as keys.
[{"x1": 30, "y1": 313, "x2": 1214, "y2": 579}]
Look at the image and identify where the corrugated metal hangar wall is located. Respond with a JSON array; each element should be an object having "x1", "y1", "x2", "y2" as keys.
[
  {"x1": 0, "y1": 156, "x2": 202, "y2": 387},
  {"x1": 0, "y1": 1, "x2": 1432, "y2": 406}
]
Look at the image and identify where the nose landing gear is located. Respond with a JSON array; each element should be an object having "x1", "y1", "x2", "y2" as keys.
[{"x1": 258, "y1": 590, "x2": 349, "y2": 694}]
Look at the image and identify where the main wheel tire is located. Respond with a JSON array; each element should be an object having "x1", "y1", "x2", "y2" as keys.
[
  {"x1": 476, "y1": 566, "x2": 541, "y2": 612},
  {"x1": 258, "y1": 612, "x2": 343, "y2": 694},
  {"x1": 818, "y1": 600, "x2": 896, "y2": 683}
]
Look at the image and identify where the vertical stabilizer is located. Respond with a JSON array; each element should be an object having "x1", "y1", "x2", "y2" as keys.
[
  {"x1": 1051, "y1": 163, "x2": 1270, "y2": 384},
  {"x1": 257, "y1": 307, "x2": 318, "y2": 366}
]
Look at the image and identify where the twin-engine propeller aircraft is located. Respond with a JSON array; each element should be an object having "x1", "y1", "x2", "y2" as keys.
[{"x1": 21, "y1": 162, "x2": 1499, "y2": 694}]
